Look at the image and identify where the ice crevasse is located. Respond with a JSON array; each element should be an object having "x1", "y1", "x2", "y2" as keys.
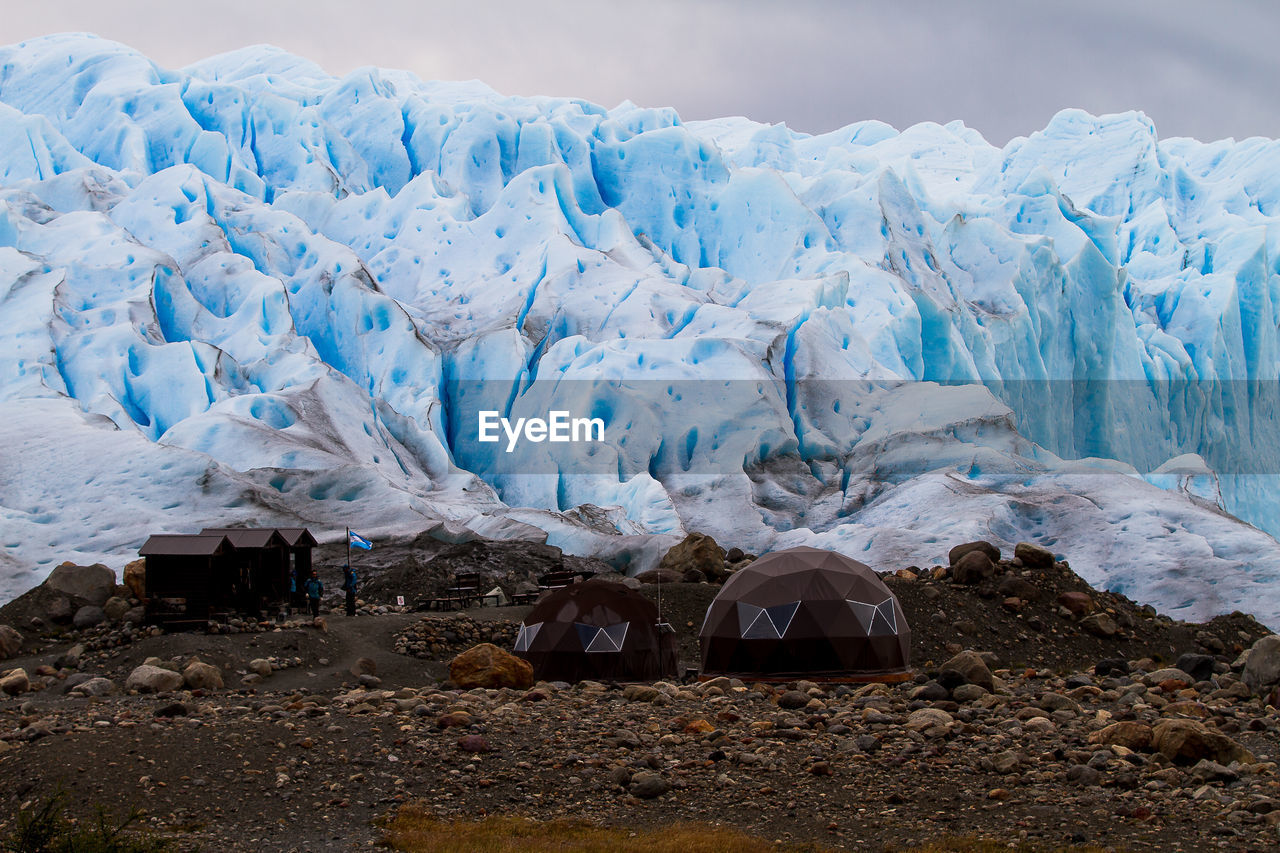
[{"x1": 1, "y1": 33, "x2": 1279, "y2": 624}]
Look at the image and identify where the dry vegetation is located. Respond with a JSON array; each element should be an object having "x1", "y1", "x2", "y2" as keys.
[{"x1": 383, "y1": 807, "x2": 1113, "y2": 853}]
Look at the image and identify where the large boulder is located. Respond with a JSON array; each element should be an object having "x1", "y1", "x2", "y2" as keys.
[
  {"x1": 1142, "y1": 667, "x2": 1195, "y2": 688},
  {"x1": 657, "y1": 533, "x2": 727, "y2": 582},
  {"x1": 44, "y1": 562, "x2": 116, "y2": 607},
  {"x1": 123, "y1": 559, "x2": 146, "y2": 601},
  {"x1": 948, "y1": 541, "x2": 1000, "y2": 566},
  {"x1": 1152, "y1": 718, "x2": 1254, "y2": 765},
  {"x1": 938, "y1": 650, "x2": 995, "y2": 693},
  {"x1": 1013, "y1": 542, "x2": 1055, "y2": 569},
  {"x1": 125, "y1": 664, "x2": 185, "y2": 694},
  {"x1": 0, "y1": 625, "x2": 22, "y2": 660},
  {"x1": 0, "y1": 668, "x2": 29, "y2": 695},
  {"x1": 69, "y1": 677, "x2": 116, "y2": 697},
  {"x1": 906, "y1": 707, "x2": 954, "y2": 731},
  {"x1": 1090, "y1": 721, "x2": 1153, "y2": 751},
  {"x1": 1243, "y1": 635, "x2": 1280, "y2": 695},
  {"x1": 1175, "y1": 653, "x2": 1217, "y2": 683},
  {"x1": 45, "y1": 596, "x2": 73, "y2": 624},
  {"x1": 1080, "y1": 613, "x2": 1119, "y2": 638},
  {"x1": 952, "y1": 551, "x2": 995, "y2": 585},
  {"x1": 182, "y1": 660, "x2": 224, "y2": 690},
  {"x1": 450, "y1": 643, "x2": 534, "y2": 689}
]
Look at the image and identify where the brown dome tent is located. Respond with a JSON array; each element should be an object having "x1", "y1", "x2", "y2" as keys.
[
  {"x1": 512, "y1": 579, "x2": 678, "y2": 682},
  {"x1": 699, "y1": 546, "x2": 911, "y2": 682}
]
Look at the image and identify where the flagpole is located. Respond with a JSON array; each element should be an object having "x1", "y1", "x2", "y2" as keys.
[{"x1": 346, "y1": 526, "x2": 351, "y2": 568}]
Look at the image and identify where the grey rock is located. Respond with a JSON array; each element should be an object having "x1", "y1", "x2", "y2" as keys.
[
  {"x1": 72, "y1": 606, "x2": 105, "y2": 630},
  {"x1": 54, "y1": 644, "x2": 85, "y2": 670},
  {"x1": 1081, "y1": 613, "x2": 1119, "y2": 638},
  {"x1": 951, "y1": 683, "x2": 988, "y2": 702},
  {"x1": 777, "y1": 690, "x2": 809, "y2": 710},
  {"x1": 45, "y1": 563, "x2": 116, "y2": 607},
  {"x1": 629, "y1": 771, "x2": 670, "y2": 799},
  {"x1": 1192, "y1": 759, "x2": 1239, "y2": 784},
  {"x1": 911, "y1": 681, "x2": 949, "y2": 701},
  {"x1": 102, "y1": 596, "x2": 131, "y2": 622},
  {"x1": 61, "y1": 672, "x2": 93, "y2": 692},
  {"x1": 69, "y1": 677, "x2": 116, "y2": 697},
  {"x1": 997, "y1": 575, "x2": 1041, "y2": 602},
  {"x1": 45, "y1": 597, "x2": 73, "y2": 624},
  {"x1": 1014, "y1": 542, "x2": 1055, "y2": 569},
  {"x1": 182, "y1": 661, "x2": 224, "y2": 690},
  {"x1": 0, "y1": 625, "x2": 22, "y2": 659},
  {"x1": 992, "y1": 750, "x2": 1023, "y2": 774},
  {"x1": 1144, "y1": 667, "x2": 1196, "y2": 686},
  {"x1": 125, "y1": 664, "x2": 184, "y2": 694},
  {"x1": 939, "y1": 650, "x2": 995, "y2": 692},
  {"x1": 1067, "y1": 765, "x2": 1102, "y2": 786},
  {"x1": 248, "y1": 659, "x2": 273, "y2": 677},
  {"x1": 1243, "y1": 635, "x2": 1280, "y2": 694},
  {"x1": 1039, "y1": 692, "x2": 1081, "y2": 714}
]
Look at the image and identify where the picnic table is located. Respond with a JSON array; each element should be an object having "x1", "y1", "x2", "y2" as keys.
[{"x1": 422, "y1": 571, "x2": 483, "y2": 611}]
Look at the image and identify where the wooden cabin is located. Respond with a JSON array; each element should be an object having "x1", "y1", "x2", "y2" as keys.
[
  {"x1": 140, "y1": 527, "x2": 317, "y2": 626},
  {"x1": 139, "y1": 534, "x2": 237, "y2": 626}
]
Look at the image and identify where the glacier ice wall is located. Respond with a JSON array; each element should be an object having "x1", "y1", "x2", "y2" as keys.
[{"x1": 2, "y1": 34, "x2": 1280, "y2": 624}]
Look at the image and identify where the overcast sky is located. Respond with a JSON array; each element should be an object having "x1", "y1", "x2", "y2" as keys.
[{"x1": 4, "y1": 1, "x2": 1278, "y2": 144}]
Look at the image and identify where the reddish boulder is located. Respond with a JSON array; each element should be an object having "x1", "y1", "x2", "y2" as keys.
[
  {"x1": 953, "y1": 551, "x2": 995, "y2": 585},
  {"x1": 1090, "y1": 721, "x2": 1153, "y2": 751},
  {"x1": 449, "y1": 643, "x2": 534, "y2": 689},
  {"x1": 1152, "y1": 718, "x2": 1253, "y2": 765},
  {"x1": 1057, "y1": 592, "x2": 1095, "y2": 617},
  {"x1": 658, "y1": 533, "x2": 728, "y2": 582},
  {"x1": 948, "y1": 541, "x2": 1000, "y2": 566}
]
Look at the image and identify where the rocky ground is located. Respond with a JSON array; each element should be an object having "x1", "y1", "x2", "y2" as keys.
[{"x1": 2, "y1": 539, "x2": 1280, "y2": 851}]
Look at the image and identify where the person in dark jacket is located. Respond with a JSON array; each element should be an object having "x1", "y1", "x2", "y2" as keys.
[
  {"x1": 304, "y1": 570, "x2": 324, "y2": 618},
  {"x1": 341, "y1": 564, "x2": 358, "y2": 617}
]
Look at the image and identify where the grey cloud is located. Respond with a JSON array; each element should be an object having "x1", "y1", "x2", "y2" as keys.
[{"x1": 3, "y1": 0, "x2": 1277, "y2": 144}]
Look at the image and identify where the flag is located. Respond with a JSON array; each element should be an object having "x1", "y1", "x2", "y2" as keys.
[{"x1": 349, "y1": 531, "x2": 372, "y2": 550}]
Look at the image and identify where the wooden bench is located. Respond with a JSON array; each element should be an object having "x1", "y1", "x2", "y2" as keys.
[
  {"x1": 422, "y1": 571, "x2": 484, "y2": 611},
  {"x1": 535, "y1": 571, "x2": 593, "y2": 591}
]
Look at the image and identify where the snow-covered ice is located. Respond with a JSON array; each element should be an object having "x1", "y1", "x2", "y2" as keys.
[{"x1": 2, "y1": 34, "x2": 1280, "y2": 624}]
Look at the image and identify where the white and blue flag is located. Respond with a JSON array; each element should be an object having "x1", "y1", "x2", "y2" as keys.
[{"x1": 348, "y1": 531, "x2": 372, "y2": 550}]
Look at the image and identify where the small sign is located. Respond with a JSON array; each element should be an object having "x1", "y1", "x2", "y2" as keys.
[{"x1": 396, "y1": 596, "x2": 405, "y2": 607}]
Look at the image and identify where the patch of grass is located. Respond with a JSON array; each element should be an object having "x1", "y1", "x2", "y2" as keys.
[
  {"x1": 3, "y1": 789, "x2": 175, "y2": 853},
  {"x1": 384, "y1": 809, "x2": 1115, "y2": 853},
  {"x1": 384, "y1": 808, "x2": 830, "y2": 852}
]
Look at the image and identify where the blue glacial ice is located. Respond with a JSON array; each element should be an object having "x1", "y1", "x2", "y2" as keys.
[{"x1": 2, "y1": 33, "x2": 1280, "y2": 624}]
